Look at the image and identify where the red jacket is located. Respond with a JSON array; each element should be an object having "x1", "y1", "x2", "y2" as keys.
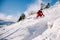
[{"x1": 37, "y1": 10, "x2": 44, "y2": 18}]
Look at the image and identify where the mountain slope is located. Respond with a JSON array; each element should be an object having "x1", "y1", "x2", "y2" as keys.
[
  {"x1": 0, "y1": 1, "x2": 60, "y2": 40},
  {"x1": 32, "y1": 2, "x2": 60, "y2": 40},
  {"x1": 32, "y1": 18, "x2": 60, "y2": 40}
]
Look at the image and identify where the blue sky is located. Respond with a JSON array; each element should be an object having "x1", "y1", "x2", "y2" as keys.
[
  {"x1": 0, "y1": 0, "x2": 36, "y2": 16},
  {"x1": 0, "y1": 0, "x2": 58, "y2": 17}
]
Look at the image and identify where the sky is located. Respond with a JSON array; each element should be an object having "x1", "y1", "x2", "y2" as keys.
[
  {"x1": 0, "y1": 0, "x2": 58, "y2": 18},
  {"x1": 0, "y1": 0, "x2": 36, "y2": 17}
]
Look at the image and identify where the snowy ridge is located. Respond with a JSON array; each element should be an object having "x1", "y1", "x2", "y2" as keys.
[
  {"x1": 32, "y1": 18, "x2": 60, "y2": 40},
  {"x1": 33, "y1": 3, "x2": 60, "y2": 40}
]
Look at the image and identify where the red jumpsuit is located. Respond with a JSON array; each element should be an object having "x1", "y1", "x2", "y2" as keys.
[{"x1": 37, "y1": 10, "x2": 44, "y2": 18}]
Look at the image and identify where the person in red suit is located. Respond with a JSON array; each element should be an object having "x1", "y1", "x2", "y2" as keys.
[{"x1": 36, "y1": 10, "x2": 44, "y2": 18}]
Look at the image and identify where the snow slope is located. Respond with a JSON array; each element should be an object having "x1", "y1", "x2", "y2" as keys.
[
  {"x1": 0, "y1": 1, "x2": 60, "y2": 40},
  {"x1": 32, "y1": 2, "x2": 60, "y2": 40},
  {"x1": 32, "y1": 18, "x2": 60, "y2": 40},
  {"x1": 0, "y1": 16, "x2": 48, "y2": 40}
]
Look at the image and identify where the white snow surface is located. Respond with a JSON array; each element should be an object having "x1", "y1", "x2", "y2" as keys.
[
  {"x1": 0, "y1": 1, "x2": 60, "y2": 40},
  {"x1": 33, "y1": 2, "x2": 60, "y2": 40}
]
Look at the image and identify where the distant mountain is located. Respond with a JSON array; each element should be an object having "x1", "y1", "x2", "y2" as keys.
[{"x1": 0, "y1": 20, "x2": 14, "y2": 28}]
